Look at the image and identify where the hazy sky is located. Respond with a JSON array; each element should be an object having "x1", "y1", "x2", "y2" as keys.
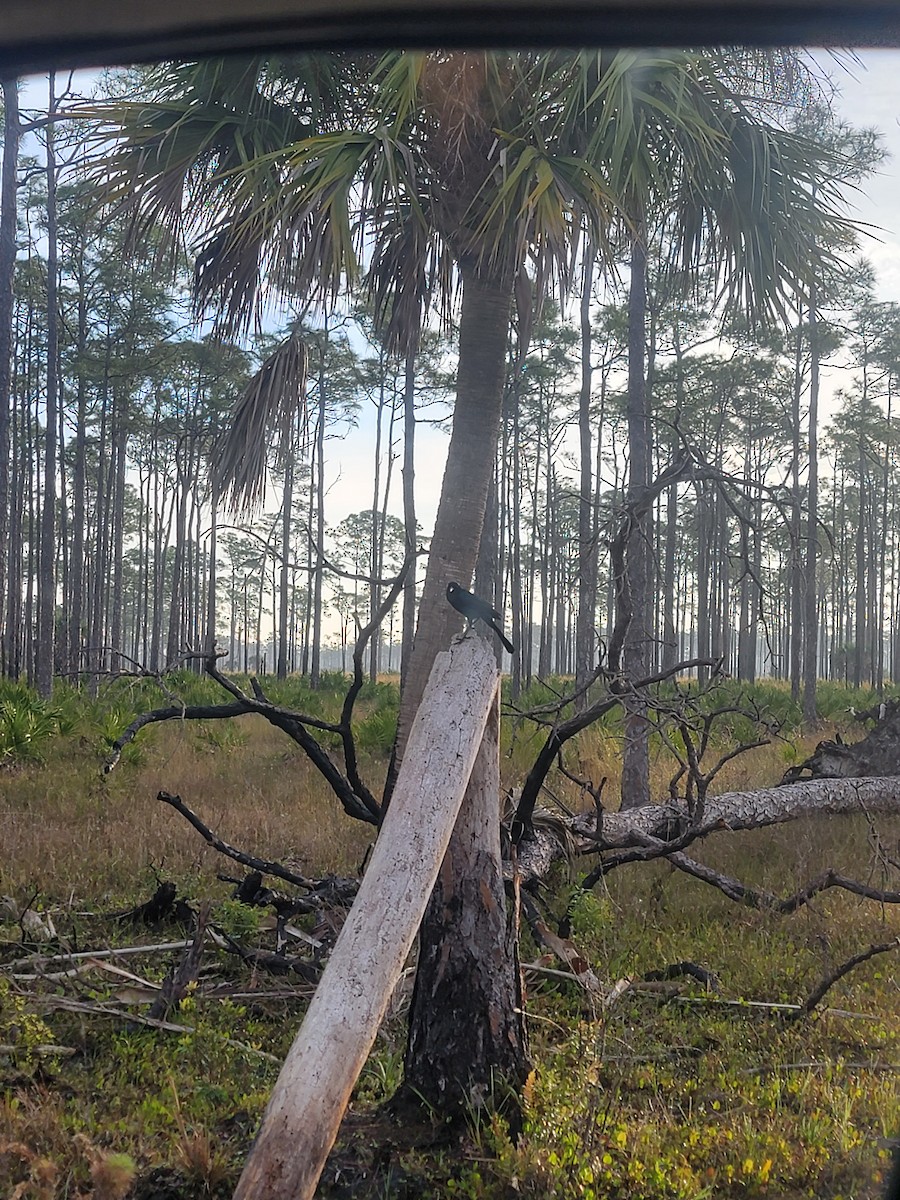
[{"x1": 824, "y1": 50, "x2": 900, "y2": 298}]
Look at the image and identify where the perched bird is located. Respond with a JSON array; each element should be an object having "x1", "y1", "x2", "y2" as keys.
[{"x1": 446, "y1": 581, "x2": 515, "y2": 655}]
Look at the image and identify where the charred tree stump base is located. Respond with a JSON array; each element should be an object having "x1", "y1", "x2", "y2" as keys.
[
  {"x1": 400, "y1": 846, "x2": 529, "y2": 1135},
  {"x1": 398, "y1": 684, "x2": 529, "y2": 1135},
  {"x1": 783, "y1": 699, "x2": 900, "y2": 783}
]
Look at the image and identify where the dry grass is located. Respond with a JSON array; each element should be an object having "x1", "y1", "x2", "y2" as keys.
[{"x1": 0, "y1": 716, "x2": 375, "y2": 902}]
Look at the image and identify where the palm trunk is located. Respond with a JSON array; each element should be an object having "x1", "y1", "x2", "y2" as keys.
[
  {"x1": 393, "y1": 265, "x2": 513, "y2": 770},
  {"x1": 473, "y1": 464, "x2": 499, "y2": 658},
  {"x1": 394, "y1": 264, "x2": 526, "y2": 1113}
]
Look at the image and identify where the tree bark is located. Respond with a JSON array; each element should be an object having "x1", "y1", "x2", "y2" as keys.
[
  {"x1": 277, "y1": 454, "x2": 292, "y2": 678},
  {"x1": 517, "y1": 777, "x2": 900, "y2": 884},
  {"x1": 400, "y1": 346, "x2": 418, "y2": 683},
  {"x1": 393, "y1": 264, "x2": 512, "y2": 778},
  {"x1": 575, "y1": 244, "x2": 597, "y2": 706},
  {"x1": 0, "y1": 76, "x2": 18, "y2": 676},
  {"x1": 789, "y1": 314, "x2": 804, "y2": 702},
  {"x1": 36, "y1": 75, "x2": 58, "y2": 697},
  {"x1": 403, "y1": 667, "x2": 528, "y2": 1116},
  {"x1": 310, "y1": 347, "x2": 326, "y2": 687},
  {"x1": 621, "y1": 226, "x2": 652, "y2": 809},
  {"x1": 802, "y1": 289, "x2": 820, "y2": 725},
  {"x1": 784, "y1": 699, "x2": 900, "y2": 781}
]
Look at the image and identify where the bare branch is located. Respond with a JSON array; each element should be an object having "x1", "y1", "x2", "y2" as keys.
[
  {"x1": 797, "y1": 939, "x2": 899, "y2": 1016},
  {"x1": 156, "y1": 791, "x2": 314, "y2": 889},
  {"x1": 104, "y1": 702, "x2": 248, "y2": 772},
  {"x1": 659, "y1": 853, "x2": 900, "y2": 913},
  {"x1": 104, "y1": 653, "x2": 378, "y2": 826},
  {"x1": 511, "y1": 657, "x2": 714, "y2": 844}
]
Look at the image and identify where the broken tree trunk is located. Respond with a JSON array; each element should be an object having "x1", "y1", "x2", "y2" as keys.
[
  {"x1": 233, "y1": 635, "x2": 505, "y2": 1200},
  {"x1": 403, "y1": 671, "x2": 529, "y2": 1119}
]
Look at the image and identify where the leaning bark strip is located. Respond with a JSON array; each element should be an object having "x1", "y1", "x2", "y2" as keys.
[
  {"x1": 234, "y1": 636, "x2": 499, "y2": 1200},
  {"x1": 403, "y1": 679, "x2": 530, "y2": 1112}
]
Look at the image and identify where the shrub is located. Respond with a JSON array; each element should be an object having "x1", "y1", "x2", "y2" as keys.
[{"x1": 0, "y1": 688, "x2": 61, "y2": 765}]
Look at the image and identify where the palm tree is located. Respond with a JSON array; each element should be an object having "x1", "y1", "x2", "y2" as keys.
[
  {"x1": 91, "y1": 49, "x2": 852, "y2": 752},
  {"x1": 88, "y1": 49, "x2": 856, "y2": 1114}
]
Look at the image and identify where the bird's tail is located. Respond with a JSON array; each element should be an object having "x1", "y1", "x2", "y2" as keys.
[{"x1": 491, "y1": 622, "x2": 515, "y2": 655}]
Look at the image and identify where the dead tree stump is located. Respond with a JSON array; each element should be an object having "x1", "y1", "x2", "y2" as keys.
[{"x1": 783, "y1": 699, "x2": 900, "y2": 783}]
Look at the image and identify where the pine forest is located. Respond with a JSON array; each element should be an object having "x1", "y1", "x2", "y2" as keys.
[
  {"x1": 3, "y1": 49, "x2": 900, "y2": 1200},
  {"x1": 0, "y1": 58, "x2": 895, "y2": 709}
]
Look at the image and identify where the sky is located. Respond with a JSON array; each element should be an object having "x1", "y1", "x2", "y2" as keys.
[{"x1": 822, "y1": 50, "x2": 900, "y2": 300}]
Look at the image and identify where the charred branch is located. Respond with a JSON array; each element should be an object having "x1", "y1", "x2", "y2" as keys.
[
  {"x1": 658, "y1": 853, "x2": 900, "y2": 912},
  {"x1": 148, "y1": 903, "x2": 209, "y2": 1022},
  {"x1": 511, "y1": 657, "x2": 714, "y2": 844},
  {"x1": 796, "y1": 938, "x2": 900, "y2": 1016},
  {"x1": 156, "y1": 791, "x2": 314, "y2": 889},
  {"x1": 783, "y1": 698, "x2": 900, "y2": 783},
  {"x1": 102, "y1": 550, "x2": 414, "y2": 828}
]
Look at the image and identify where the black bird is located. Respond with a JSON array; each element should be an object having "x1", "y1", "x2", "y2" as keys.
[{"x1": 446, "y1": 581, "x2": 515, "y2": 654}]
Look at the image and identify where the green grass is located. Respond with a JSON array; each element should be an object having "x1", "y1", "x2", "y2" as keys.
[{"x1": 0, "y1": 675, "x2": 898, "y2": 1198}]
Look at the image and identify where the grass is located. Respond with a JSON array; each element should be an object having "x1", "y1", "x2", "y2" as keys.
[{"x1": 0, "y1": 675, "x2": 898, "y2": 1198}]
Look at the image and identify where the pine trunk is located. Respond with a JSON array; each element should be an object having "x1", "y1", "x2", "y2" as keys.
[
  {"x1": 400, "y1": 347, "x2": 418, "y2": 683},
  {"x1": 36, "y1": 82, "x2": 58, "y2": 697},
  {"x1": 802, "y1": 292, "x2": 820, "y2": 725},
  {"x1": 621, "y1": 228, "x2": 652, "y2": 809},
  {"x1": 0, "y1": 77, "x2": 18, "y2": 675},
  {"x1": 575, "y1": 245, "x2": 597, "y2": 705}
]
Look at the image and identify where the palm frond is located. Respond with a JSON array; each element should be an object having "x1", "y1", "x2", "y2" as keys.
[
  {"x1": 673, "y1": 116, "x2": 858, "y2": 324},
  {"x1": 212, "y1": 330, "x2": 308, "y2": 513},
  {"x1": 87, "y1": 48, "x2": 864, "y2": 358}
]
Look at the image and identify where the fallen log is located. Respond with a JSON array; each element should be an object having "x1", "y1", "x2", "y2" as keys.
[{"x1": 516, "y1": 777, "x2": 900, "y2": 882}]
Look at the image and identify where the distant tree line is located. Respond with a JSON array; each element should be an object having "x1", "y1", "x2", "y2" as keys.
[{"x1": 0, "y1": 54, "x2": 889, "y2": 730}]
